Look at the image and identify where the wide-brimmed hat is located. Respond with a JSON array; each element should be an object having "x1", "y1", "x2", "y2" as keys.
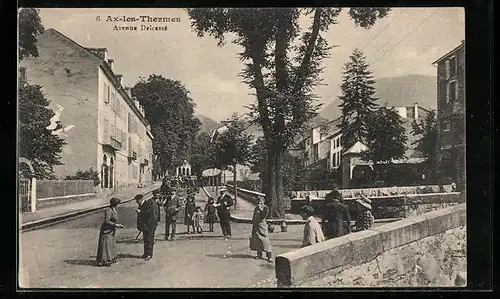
[
  {"x1": 110, "y1": 197, "x2": 121, "y2": 206},
  {"x1": 219, "y1": 187, "x2": 227, "y2": 192},
  {"x1": 325, "y1": 189, "x2": 342, "y2": 201},
  {"x1": 134, "y1": 194, "x2": 144, "y2": 201},
  {"x1": 360, "y1": 195, "x2": 372, "y2": 204},
  {"x1": 355, "y1": 198, "x2": 372, "y2": 210}
]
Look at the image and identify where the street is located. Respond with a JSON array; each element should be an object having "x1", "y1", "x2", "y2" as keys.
[{"x1": 19, "y1": 192, "x2": 306, "y2": 288}]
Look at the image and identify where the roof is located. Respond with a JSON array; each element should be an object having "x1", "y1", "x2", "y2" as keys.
[
  {"x1": 343, "y1": 141, "x2": 368, "y2": 155},
  {"x1": 41, "y1": 29, "x2": 151, "y2": 131},
  {"x1": 432, "y1": 40, "x2": 465, "y2": 65}
]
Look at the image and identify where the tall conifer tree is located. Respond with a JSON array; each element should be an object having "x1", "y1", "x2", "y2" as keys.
[{"x1": 337, "y1": 48, "x2": 379, "y2": 151}]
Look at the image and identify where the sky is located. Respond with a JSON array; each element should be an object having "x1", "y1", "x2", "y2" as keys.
[{"x1": 37, "y1": 7, "x2": 465, "y2": 122}]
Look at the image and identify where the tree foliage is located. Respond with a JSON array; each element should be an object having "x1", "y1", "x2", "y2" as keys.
[
  {"x1": 19, "y1": 84, "x2": 66, "y2": 179},
  {"x1": 411, "y1": 109, "x2": 438, "y2": 177},
  {"x1": 362, "y1": 106, "x2": 407, "y2": 164},
  {"x1": 188, "y1": 8, "x2": 390, "y2": 217},
  {"x1": 211, "y1": 114, "x2": 253, "y2": 169},
  {"x1": 65, "y1": 168, "x2": 100, "y2": 186},
  {"x1": 189, "y1": 132, "x2": 216, "y2": 178},
  {"x1": 131, "y1": 75, "x2": 201, "y2": 174},
  {"x1": 18, "y1": 8, "x2": 44, "y2": 60},
  {"x1": 338, "y1": 48, "x2": 379, "y2": 150}
]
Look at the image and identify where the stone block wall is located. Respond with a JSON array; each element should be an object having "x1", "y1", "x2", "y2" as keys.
[{"x1": 274, "y1": 203, "x2": 466, "y2": 287}]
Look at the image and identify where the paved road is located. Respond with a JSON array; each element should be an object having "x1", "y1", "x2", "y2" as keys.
[{"x1": 19, "y1": 192, "x2": 306, "y2": 288}]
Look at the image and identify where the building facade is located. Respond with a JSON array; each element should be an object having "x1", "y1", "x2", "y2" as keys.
[
  {"x1": 20, "y1": 28, "x2": 154, "y2": 190},
  {"x1": 297, "y1": 103, "x2": 431, "y2": 187},
  {"x1": 432, "y1": 40, "x2": 465, "y2": 190}
]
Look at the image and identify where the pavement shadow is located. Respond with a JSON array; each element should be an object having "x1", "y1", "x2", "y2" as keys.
[
  {"x1": 206, "y1": 253, "x2": 255, "y2": 259},
  {"x1": 117, "y1": 239, "x2": 142, "y2": 244},
  {"x1": 63, "y1": 259, "x2": 98, "y2": 267},
  {"x1": 274, "y1": 244, "x2": 301, "y2": 249},
  {"x1": 117, "y1": 253, "x2": 143, "y2": 259}
]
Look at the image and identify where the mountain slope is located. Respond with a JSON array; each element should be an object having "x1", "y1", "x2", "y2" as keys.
[
  {"x1": 320, "y1": 74, "x2": 437, "y2": 120},
  {"x1": 196, "y1": 115, "x2": 220, "y2": 135}
]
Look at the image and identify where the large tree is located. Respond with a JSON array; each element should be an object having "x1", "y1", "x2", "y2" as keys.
[
  {"x1": 18, "y1": 8, "x2": 44, "y2": 60},
  {"x1": 362, "y1": 106, "x2": 407, "y2": 164},
  {"x1": 188, "y1": 8, "x2": 390, "y2": 217},
  {"x1": 338, "y1": 48, "x2": 379, "y2": 150},
  {"x1": 411, "y1": 109, "x2": 438, "y2": 179},
  {"x1": 189, "y1": 132, "x2": 215, "y2": 178},
  {"x1": 19, "y1": 84, "x2": 66, "y2": 179},
  {"x1": 18, "y1": 8, "x2": 66, "y2": 179},
  {"x1": 131, "y1": 75, "x2": 201, "y2": 175},
  {"x1": 211, "y1": 114, "x2": 253, "y2": 206}
]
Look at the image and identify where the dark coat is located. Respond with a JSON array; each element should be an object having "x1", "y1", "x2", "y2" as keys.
[
  {"x1": 184, "y1": 200, "x2": 196, "y2": 225},
  {"x1": 323, "y1": 199, "x2": 351, "y2": 238},
  {"x1": 216, "y1": 193, "x2": 234, "y2": 219},
  {"x1": 137, "y1": 199, "x2": 158, "y2": 232},
  {"x1": 164, "y1": 194, "x2": 182, "y2": 221}
]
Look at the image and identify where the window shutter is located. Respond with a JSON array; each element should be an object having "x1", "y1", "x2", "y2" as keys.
[
  {"x1": 104, "y1": 84, "x2": 109, "y2": 103},
  {"x1": 446, "y1": 84, "x2": 450, "y2": 103},
  {"x1": 455, "y1": 81, "x2": 459, "y2": 101},
  {"x1": 445, "y1": 59, "x2": 450, "y2": 79}
]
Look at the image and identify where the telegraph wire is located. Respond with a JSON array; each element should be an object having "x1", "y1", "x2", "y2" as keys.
[
  {"x1": 371, "y1": 8, "x2": 442, "y2": 66},
  {"x1": 359, "y1": 8, "x2": 407, "y2": 53}
]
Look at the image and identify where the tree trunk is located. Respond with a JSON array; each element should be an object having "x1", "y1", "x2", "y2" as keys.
[
  {"x1": 266, "y1": 143, "x2": 278, "y2": 218},
  {"x1": 275, "y1": 147, "x2": 285, "y2": 218},
  {"x1": 233, "y1": 160, "x2": 237, "y2": 209}
]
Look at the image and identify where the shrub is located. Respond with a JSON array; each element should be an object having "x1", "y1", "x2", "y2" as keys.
[{"x1": 65, "y1": 168, "x2": 100, "y2": 186}]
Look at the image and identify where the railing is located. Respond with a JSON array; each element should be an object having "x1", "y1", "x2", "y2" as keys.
[{"x1": 36, "y1": 180, "x2": 95, "y2": 199}]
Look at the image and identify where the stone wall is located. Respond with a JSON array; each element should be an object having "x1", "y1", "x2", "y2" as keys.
[
  {"x1": 274, "y1": 203, "x2": 466, "y2": 287},
  {"x1": 297, "y1": 226, "x2": 466, "y2": 287}
]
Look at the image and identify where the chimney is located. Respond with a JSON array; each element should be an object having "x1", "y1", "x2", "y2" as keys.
[
  {"x1": 124, "y1": 87, "x2": 132, "y2": 98},
  {"x1": 116, "y1": 74, "x2": 123, "y2": 86},
  {"x1": 107, "y1": 59, "x2": 114, "y2": 70},
  {"x1": 414, "y1": 102, "x2": 419, "y2": 119}
]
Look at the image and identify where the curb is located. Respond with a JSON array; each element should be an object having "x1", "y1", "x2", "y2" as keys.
[
  {"x1": 230, "y1": 214, "x2": 403, "y2": 225},
  {"x1": 21, "y1": 187, "x2": 160, "y2": 232}
]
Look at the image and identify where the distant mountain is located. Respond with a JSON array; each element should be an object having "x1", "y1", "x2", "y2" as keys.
[
  {"x1": 196, "y1": 115, "x2": 220, "y2": 135},
  {"x1": 320, "y1": 74, "x2": 437, "y2": 121}
]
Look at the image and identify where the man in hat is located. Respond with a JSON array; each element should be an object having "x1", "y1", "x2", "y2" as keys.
[
  {"x1": 153, "y1": 189, "x2": 162, "y2": 222},
  {"x1": 322, "y1": 189, "x2": 351, "y2": 239},
  {"x1": 163, "y1": 186, "x2": 182, "y2": 241},
  {"x1": 135, "y1": 194, "x2": 158, "y2": 260},
  {"x1": 214, "y1": 187, "x2": 234, "y2": 238},
  {"x1": 354, "y1": 196, "x2": 374, "y2": 231}
]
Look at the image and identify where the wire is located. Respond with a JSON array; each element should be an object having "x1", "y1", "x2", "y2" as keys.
[
  {"x1": 371, "y1": 8, "x2": 442, "y2": 66},
  {"x1": 359, "y1": 8, "x2": 407, "y2": 53}
]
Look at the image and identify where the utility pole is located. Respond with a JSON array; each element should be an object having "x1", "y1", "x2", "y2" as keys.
[{"x1": 233, "y1": 159, "x2": 237, "y2": 209}]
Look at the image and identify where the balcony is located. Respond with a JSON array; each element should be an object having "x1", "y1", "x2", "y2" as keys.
[
  {"x1": 102, "y1": 133, "x2": 122, "y2": 151},
  {"x1": 128, "y1": 148, "x2": 137, "y2": 160}
]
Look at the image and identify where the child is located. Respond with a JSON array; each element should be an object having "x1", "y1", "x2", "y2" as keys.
[
  {"x1": 204, "y1": 197, "x2": 218, "y2": 232},
  {"x1": 354, "y1": 196, "x2": 375, "y2": 231},
  {"x1": 300, "y1": 205, "x2": 325, "y2": 248},
  {"x1": 192, "y1": 206, "x2": 204, "y2": 234},
  {"x1": 184, "y1": 195, "x2": 196, "y2": 234}
]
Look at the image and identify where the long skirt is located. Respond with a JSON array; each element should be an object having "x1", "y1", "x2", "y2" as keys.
[
  {"x1": 96, "y1": 232, "x2": 117, "y2": 265},
  {"x1": 250, "y1": 221, "x2": 271, "y2": 252}
]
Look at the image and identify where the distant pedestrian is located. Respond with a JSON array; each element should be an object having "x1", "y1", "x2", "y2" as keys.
[
  {"x1": 204, "y1": 197, "x2": 218, "y2": 232},
  {"x1": 214, "y1": 187, "x2": 234, "y2": 239},
  {"x1": 163, "y1": 187, "x2": 182, "y2": 241},
  {"x1": 184, "y1": 195, "x2": 196, "y2": 234},
  {"x1": 249, "y1": 195, "x2": 272, "y2": 261},
  {"x1": 96, "y1": 197, "x2": 125, "y2": 267},
  {"x1": 153, "y1": 189, "x2": 161, "y2": 222},
  {"x1": 136, "y1": 194, "x2": 158, "y2": 261},
  {"x1": 321, "y1": 189, "x2": 351, "y2": 239},
  {"x1": 300, "y1": 205, "x2": 325, "y2": 248},
  {"x1": 354, "y1": 196, "x2": 374, "y2": 231},
  {"x1": 192, "y1": 206, "x2": 204, "y2": 234}
]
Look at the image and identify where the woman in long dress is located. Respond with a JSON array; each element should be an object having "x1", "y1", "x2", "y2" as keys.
[
  {"x1": 249, "y1": 196, "x2": 272, "y2": 262},
  {"x1": 184, "y1": 195, "x2": 196, "y2": 234},
  {"x1": 96, "y1": 197, "x2": 124, "y2": 266}
]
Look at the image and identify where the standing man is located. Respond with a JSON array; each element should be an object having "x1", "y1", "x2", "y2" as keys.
[
  {"x1": 153, "y1": 189, "x2": 162, "y2": 222},
  {"x1": 136, "y1": 194, "x2": 158, "y2": 261},
  {"x1": 214, "y1": 187, "x2": 234, "y2": 239},
  {"x1": 164, "y1": 187, "x2": 182, "y2": 241},
  {"x1": 321, "y1": 189, "x2": 351, "y2": 239}
]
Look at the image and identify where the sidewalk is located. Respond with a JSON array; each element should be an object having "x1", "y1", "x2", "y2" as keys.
[{"x1": 21, "y1": 182, "x2": 161, "y2": 225}]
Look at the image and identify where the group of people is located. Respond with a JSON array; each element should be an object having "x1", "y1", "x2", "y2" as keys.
[
  {"x1": 300, "y1": 189, "x2": 375, "y2": 247},
  {"x1": 94, "y1": 185, "x2": 374, "y2": 266}
]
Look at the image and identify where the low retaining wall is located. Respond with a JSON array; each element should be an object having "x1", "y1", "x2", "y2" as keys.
[
  {"x1": 226, "y1": 183, "x2": 292, "y2": 211},
  {"x1": 290, "y1": 192, "x2": 464, "y2": 219},
  {"x1": 275, "y1": 203, "x2": 466, "y2": 287},
  {"x1": 36, "y1": 193, "x2": 97, "y2": 209}
]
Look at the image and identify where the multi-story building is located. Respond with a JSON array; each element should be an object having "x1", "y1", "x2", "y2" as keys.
[
  {"x1": 20, "y1": 28, "x2": 154, "y2": 190},
  {"x1": 297, "y1": 103, "x2": 431, "y2": 187},
  {"x1": 432, "y1": 40, "x2": 465, "y2": 189}
]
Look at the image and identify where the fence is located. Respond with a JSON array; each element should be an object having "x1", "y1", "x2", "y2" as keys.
[
  {"x1": 19, "y1": 178, "x2": 31, "y2": 212},
  {"x1": 36, "y1": 180, "x2": 95, "y2": 199}
]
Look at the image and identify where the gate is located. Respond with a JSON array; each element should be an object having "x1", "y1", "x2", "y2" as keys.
[{"x1": 19, "y1": 178, "x2": 31, "y2": 212}]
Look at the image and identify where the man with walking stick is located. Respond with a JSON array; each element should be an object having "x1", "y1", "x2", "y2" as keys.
[{"x1": 135, "y1": 194, "x2": 158, "y2": 261}]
